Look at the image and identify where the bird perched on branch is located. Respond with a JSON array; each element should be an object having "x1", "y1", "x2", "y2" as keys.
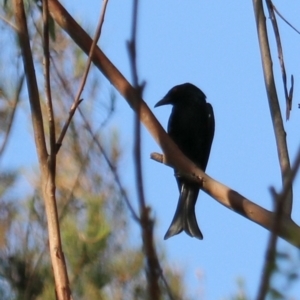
[{"x1": 155, "y1": 83, "x2": 215, "y2": 240}]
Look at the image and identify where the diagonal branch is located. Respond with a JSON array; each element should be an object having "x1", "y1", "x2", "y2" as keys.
[
  {"x1": 56, "y1": 0, "x2": 109, "y2": 152},
  {"x1": 0, "y1": 74, "x2": 24, "y2": 160},
  {"x1": 128, "y1": 1, "x2": 163, "y2": 299},
  {"x1": 48, "y1": 0, "x2": 300, "y2": 249},
  {"x1": 51, "y1": 55, "x2": 140, "y2": 223},
  {"x1": 272, "y1": 4, "x2": 300, "y2": 35}
]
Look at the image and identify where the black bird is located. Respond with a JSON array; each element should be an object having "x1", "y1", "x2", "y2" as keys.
[{"x1": 155, "y1": 83, "x2": 215, "y2": 240}]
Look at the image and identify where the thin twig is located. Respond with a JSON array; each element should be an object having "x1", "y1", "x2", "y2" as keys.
[
  {"x1": 74, "y1": 0, "x2": 109, "y2": 102},
  {"x1": 78, "y1": 107, "x2": 140, "y2": 222},
  {"x1": 51, "y1": 54, "x2": 139, "y2": 222},
  {"x1": 56, "y1": 0, "x2": 109, "y2": 152},
  {"x1": 0, "y1": 14, "x2": 18, "y2": 30},
  {"x1": 289, "y1": 75, "x2": 294, "y2": 111},
  {"x1": 51, "y1": 47, "x2": 139, "y2": 224},
  {"x1": 127, "y1": 1, "x2": 168, "y2": 299},
  {"x1": 265, "y1": 0, "x2": 294, "y2": 121},
  {"x1": 272, "y1": 4, "x2": 300, "y2": 35},
  {"x1": 0, "y1": 75, "x2": 24, "y2": 160},
  {"x1": 56, "y1": 98, "x2": 83, "y2": 153}
]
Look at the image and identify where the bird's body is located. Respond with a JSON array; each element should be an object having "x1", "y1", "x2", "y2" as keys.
[{"x1": 155, "y1": 83, "x2": 215, "y2": 240}]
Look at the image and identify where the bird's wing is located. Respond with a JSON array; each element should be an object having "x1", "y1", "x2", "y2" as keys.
[{"x1": 204, "y1": 103, "x2": 215, "y2": 163}]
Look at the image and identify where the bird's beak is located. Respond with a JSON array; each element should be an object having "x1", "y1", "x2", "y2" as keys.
[{"x1": 154, "y1": 96, "x2": 171, "y2": 108}]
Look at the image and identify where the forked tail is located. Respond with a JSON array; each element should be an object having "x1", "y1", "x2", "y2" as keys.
[{"x1": 164, "y1": 183, "x2": 203, "y2": 240}]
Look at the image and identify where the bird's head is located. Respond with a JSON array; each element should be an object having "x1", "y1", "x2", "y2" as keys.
[{"x1": 154, "y1": 83, "x2": 206, "y2": 107}]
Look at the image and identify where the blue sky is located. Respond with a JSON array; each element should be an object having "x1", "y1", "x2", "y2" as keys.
[
  {"x1": 3, "y1": 0, "x2": 300, "y2": 299},
  {"x1": 65, "y1": 0, "x2": 300, "y2": 299}
]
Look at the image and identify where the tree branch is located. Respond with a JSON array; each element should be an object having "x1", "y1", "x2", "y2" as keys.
[
  {"x1": 0, "y1": 74, "x2": 24, "y2": 160},
  {"x1": 128, "y1": 1, "x2": 162, "y2": 299},
  {"x1": 43, "y1": 0, "x2": 56, "y2": 164},
  {"x1": 48, "y1": 0, "x2": 300, "y2": 249},
  {"x1": 13, "y1": 0, "x2": 48, "y2": 164},
  {"x1": 252, "y1": 0, "x2": 292, "y2": 215},
  {"x1": 272, "y1": 4, "x2": 300, "y2": 35},
  {"x1": 151, "y1": 152, "x2": 300, "y2": 248},
  {"x1": 265, "y1": 0, "x2": 294, "y2": 121},
  {"x1": 13, "y1": 1, "x2": 71, "y2": 299},
  {"x1": 256, "y1": 140, "x2": 300, "y2": 299}
]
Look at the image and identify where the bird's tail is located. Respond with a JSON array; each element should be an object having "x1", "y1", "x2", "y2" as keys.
[{"x1": 164, "y1": 184, "x2": 203, "y2": 240}]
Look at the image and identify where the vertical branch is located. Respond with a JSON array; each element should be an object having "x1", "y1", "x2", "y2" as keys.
[
  {"x1": 127, "y1": 1, "x2": 162, "y2": 299},
  {"x1": 13, "y1": 0, "x2": 48, "y2": 164},
  {"x1": 256, "y1": 145, "x2": 300, "y2": 300},
  {"x1": 256, "y1": 195, "x2": 280, "y2": 300},
  {"x1": 265, "y1": 0, "x2": 294, "y2": 121},
  {"x1": 253, "y1": 1, "x2": 295, "y2": 298},
  {"x1": 252, "y1": 0, "x2": 292, "y2": 215},
  {"x1": 43, "y1": 0, "x2": 56, "y2": 163},
  {"x1": 13, "y1": 1, "x2": 71, "y2": 299},
  {"x1": 128, "y1": 0, "x2": 146, "y2": 211}
]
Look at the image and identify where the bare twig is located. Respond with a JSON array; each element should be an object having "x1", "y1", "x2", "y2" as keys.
[
  {"x1": 252, "y1": 0, "x2": 292, "y2": 215},
  {"x1": 0, "y1": 13, "x2": 18, "y2": 30},
  {"x1": 74, "y1": 0, "x2": 109, "y2": 102},
  {"x1": 51, "y1": 48, "x2": 138, "y2": 222},
  {"x1": 272, "y1": 4, "x2": 300, "y2": 35},
  {"x1": 79, "y1": 108, "x2": 140, "y2": 222},
  {"x1": 55, "y1": 98, "x2": 83, "y2": 153},
  {"x1": 265, "y1": 0, "x2": 294, "y2": 121},
  {"x1": 56, "y1": 0, "x2": 109, "y2": 151},
  {"x1": 52, "y1": 54, "x2": 139, "y2": 221},
  {"x1": 48, "y1": 0, "x2": 300, "y2": 248},
  {"x1": 289, "y1": 75, "x2": 294, "y2": 111},
  {"x1": 0, "y1": 75, "x2": 24, "y2": 160},
  {"x1": 151, "y1": 152, "x2": 164, "y2": 163}
]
